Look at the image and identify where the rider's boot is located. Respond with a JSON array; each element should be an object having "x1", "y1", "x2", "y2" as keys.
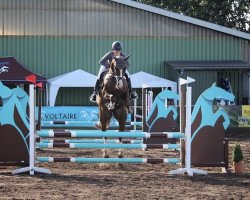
[
  {"x1": 89, "y1": 79, "x2": 101, "y2": 102},
  {"x1": 127, "y1": 77, "x2": 138, "y2": 100}
]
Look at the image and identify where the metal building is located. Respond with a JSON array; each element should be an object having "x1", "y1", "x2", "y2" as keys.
[{"x1": 0, "y1": 0, "x2": 249, "y2": 105}]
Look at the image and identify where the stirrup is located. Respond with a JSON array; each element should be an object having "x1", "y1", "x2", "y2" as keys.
[
  {"x1": 130, "y1": 91, "x2": 138, "y2": 100},
  {"x1": 89, "y1": 93, "x2": 97, "y2": 102}
]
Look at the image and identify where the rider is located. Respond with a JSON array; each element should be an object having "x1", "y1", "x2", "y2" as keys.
[{"x1": 89, "y1": 41, "x2": 138, "y2": 102}]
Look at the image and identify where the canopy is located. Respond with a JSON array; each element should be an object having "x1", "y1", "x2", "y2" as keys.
[
  {"x1": 130, "y1": 71, "x2": 177, "y2": 92},
  {"x1": 48, "y1": 69, "x2": 96, "y2": 106},
  {"x1": 0, "y1": 57, "x2": 46, "y2": 83}
]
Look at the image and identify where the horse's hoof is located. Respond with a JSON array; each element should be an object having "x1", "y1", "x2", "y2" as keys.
[
  {"x1": 118, "y1": 154, "x2": 123, "y2": 159},
  {"x1": 116, "y1": 163, "x2": 124, "y2": 169},
  {"x1": 103, "y1": 155, "x2": 109, "y2": 158},
  {"x1": 99, "y1": 163, "x2": 111, "y2": 170}
]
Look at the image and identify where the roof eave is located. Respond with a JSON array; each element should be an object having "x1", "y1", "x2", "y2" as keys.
[
  {"x1": 173, "y1": 67, "x2": 250, "y2": 71},
  {"x1": 111, "y1": 0, "x2": 250, "y2": 40}
]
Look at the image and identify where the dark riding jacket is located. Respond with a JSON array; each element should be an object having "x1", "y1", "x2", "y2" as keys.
[{"x1": 99, "y1": 51, "x2": 130, "y2": 69}]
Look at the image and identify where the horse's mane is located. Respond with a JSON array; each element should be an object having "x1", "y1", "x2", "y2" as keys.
[{"x1": 108, "y1": 58, "x2": 116, "y2": 74}]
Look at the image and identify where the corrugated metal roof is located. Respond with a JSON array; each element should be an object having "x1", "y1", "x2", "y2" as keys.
[
  {"x1": 111, "y1": 0, "x2": 250, "y2": 40},
  {"x1": 166, "y1": 60, "x2": 250, "y2": 70}
]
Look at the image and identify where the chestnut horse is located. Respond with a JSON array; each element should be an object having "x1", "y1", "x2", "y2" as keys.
[{"x1": 96, "y1": 55, "x2": 130, "y2": 158}]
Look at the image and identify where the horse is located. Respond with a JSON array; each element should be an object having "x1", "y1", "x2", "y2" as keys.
[{"x1": 96, "y1": 55, "x2": 130, "y2": 158}]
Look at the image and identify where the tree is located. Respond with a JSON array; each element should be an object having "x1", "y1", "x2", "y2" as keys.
[{"x1": 135, "y1": 0, "x2": 250, "y2": 33}]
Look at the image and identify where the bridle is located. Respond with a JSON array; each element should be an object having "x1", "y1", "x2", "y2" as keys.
[{"x1": 111, "y1": 56, "x2": 130, "y2": 88}]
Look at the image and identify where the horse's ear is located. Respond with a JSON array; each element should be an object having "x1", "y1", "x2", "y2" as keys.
[{"x1": 124, "y1": 55, "x2": 131, "y2": 61}]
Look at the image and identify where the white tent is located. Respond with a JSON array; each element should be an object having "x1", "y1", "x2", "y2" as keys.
[
  {"x1": 48, "y1": 69, "x2": 96, "y2": 106},
  {"x1": 130, "y1": 71, "x2": 177, "y2": 92}
]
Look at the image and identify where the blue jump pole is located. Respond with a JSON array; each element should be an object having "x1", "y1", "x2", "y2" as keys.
[
  {"x1": 41, "y1": 121, "x2": 142, "y2": 126},
  {"x1": 39, "y1": 139, "x2": 143, "y2": 144},
  {"x1": 37, "y1": 157, "x2": 181, "y2": 164},
  {"x1": 36, "y1": 143, "x2": 181, "y2": 150},
  {"x1": 41, "y1": 121, "x2": 95, "y2": 125},
  {"x1": 41, "y1": 121, "x2": 142, "y2": 129},
  {"x1": 37, "y1": 130, "x2": 184, "y2": 139}
]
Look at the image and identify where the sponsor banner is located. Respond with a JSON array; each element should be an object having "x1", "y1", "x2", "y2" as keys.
[
  {"x1": 37, "y1": 106, "x2": 131, "y2": 122},
  {"x1": 238, "y1": 116, "x2": 249, "y2": 127},
  {"x1": 40, "y1": 106, "x2": 99, "y2": 121},
  {"x1": 239, "y1": 105, "x2": 250, "y2": 127},
  {"x1": 242, "y1": 105, "x2": 250, "y2": 118}
]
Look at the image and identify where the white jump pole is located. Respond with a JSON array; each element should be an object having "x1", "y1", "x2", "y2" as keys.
[
  {"x1": 147, "y1": 90, "x2": 153, "y2": 116},
  {"x1": 133, "y1": 97, "x2": 137, "y2": 131},
  {"x1": 145, "y1": 89, "x2": 148, "y2": 118},
  {"x1": 169, "y1": 77, "x2": 207, "y2": 176},
  {"x1": 12, "y1": 84, "x2": 51, "y2": 175}
]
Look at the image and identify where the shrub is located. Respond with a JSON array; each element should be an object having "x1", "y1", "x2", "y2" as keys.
[{"x1": 232, "y1": 142, "x2": 243, "y2": 163}]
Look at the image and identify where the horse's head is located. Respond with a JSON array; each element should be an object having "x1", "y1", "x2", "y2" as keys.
[
  {"x1": 107, "y1": 55, "x2": 131, "y2": 90},
  {"x1": 109, "y1": 55, "x2": 131, "y2": 78}
]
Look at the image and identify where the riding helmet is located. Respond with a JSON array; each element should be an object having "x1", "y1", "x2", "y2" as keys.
[{"x1": 112, "y1": 41, "x2": 123, "y2": 51}]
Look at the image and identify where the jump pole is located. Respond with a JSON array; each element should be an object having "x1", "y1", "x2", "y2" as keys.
[
  {"x1": 37, "y1": 157, "x2": 180, "y2": 164},
  {"x1": 133, "y1": 96, "x2": 137, "y2": 131},
  {"x1": 37, "y1": 130, "x2": 184, "y2": 139},
  {"x1": 36, "y1": 142, "x2": 181, "y2": 150},
  {"x1": 39, "y1": 139, "x2": 143, "y2": 144},
  {"x1": 169, "y1": 77, "x2": 207, "y2": 176},
  {"x1": 12, "y1": 83, "x2": 51, "y2": 175}
]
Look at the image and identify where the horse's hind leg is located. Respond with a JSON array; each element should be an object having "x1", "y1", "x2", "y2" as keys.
[
  {"x1": 118, "y1": 137, "x2": 123, "y2": 158},
  {"x1": 100, "y1": 120, "x2": 109, "y2": 158},
  {"x1": 103, "y1": 137, "x2": 109, "y2": 158},
  {"x1": 114, "y1": 109, "x2": 127, "y2": 159},
  {"x1": 117, "y1": 120, "x2": 126, "y2": 158},
  {"x1": 100, "y1": 136, "x2": 110, "y2": 169},
  {"x1": 100, "y1": 111, "x2": 112, "y2": 159}
]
